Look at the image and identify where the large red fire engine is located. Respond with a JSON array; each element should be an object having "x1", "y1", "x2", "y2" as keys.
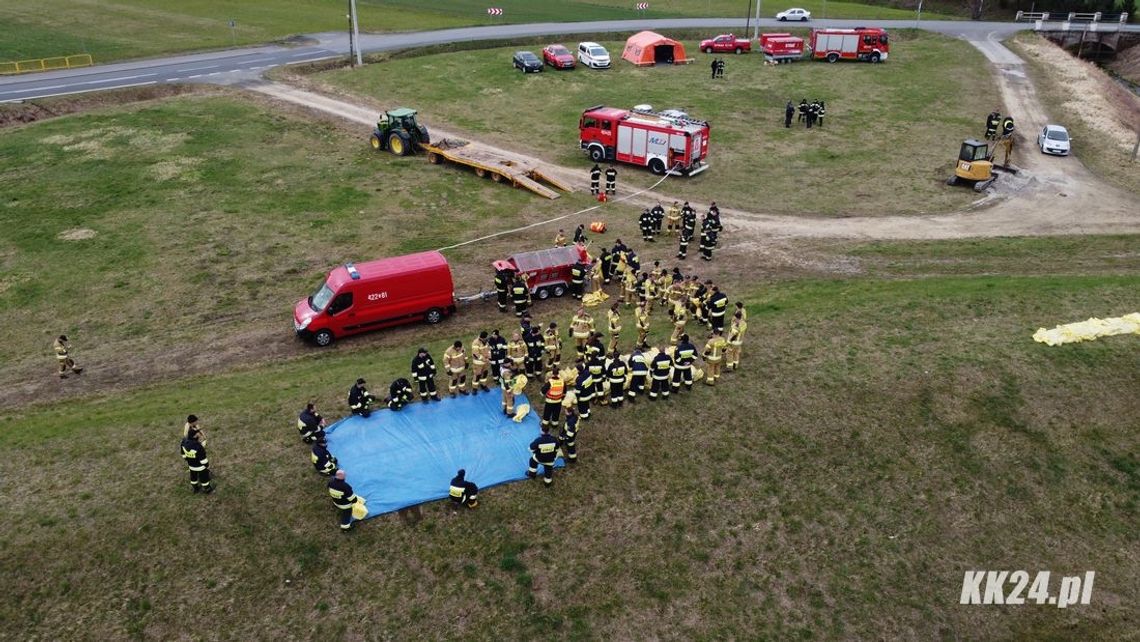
[
  {"x1": 579, "y1": 105, "x2": 710, "y2": 176},
  {"x1": 810, "y1": 27, "x2": 889, "y2": 63}
]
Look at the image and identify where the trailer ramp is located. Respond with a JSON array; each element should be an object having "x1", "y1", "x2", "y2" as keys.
[{"x1": 422, "y1": 138, "x2": 570, "y2": 199}]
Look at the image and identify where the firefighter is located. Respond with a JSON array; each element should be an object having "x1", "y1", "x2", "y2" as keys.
[
  {"x1": 672, "y1": 333, "x2": 698, "y2": 393},
  {"x1": 387, "y1": 377, "x2": 414, "y2": 410},
  {"x1": 411, "y1": 347, "x2": 441, "y2": 402},
  {"x1": 806, "y1": 99, "x2": 818, "y2": 128},
  {"x1": 692, "y1": 280, "x2": 710, "y2": 326},
  {"x1": 590, "y1": 163, "x2": 601, "y2": 195},
  {"x1": 600, "y1": 247, "x2": 614, "y2": 284},
  {"x1": 726, "y1": 310, "x2": 747, "y2": 371},
  {"x1": 569, "y1": 260, "x2": 587, "y2": 300},
  {"x1": 735, "y1": 300, "x2": 748, "y2": 323},
  {"x1": 707, "y1": 285, "x2": 729, "y2": 333},
  {"x1": 348, "y1": 378, "x2": 375, "y2": 417},
  {"x1": 574, "y1": 223, "x2": 587, "y2": 245},
  {"x1": 558, "y1": 405, "x2": 579, "y2": 463},
  {"x1": 798, "y1": 98, "x2": 808, "y2": 123},
  {"x1": 494, "y1": 268, "x2": 512, "y2": 314},
  {"x1": 180, "y1": 426, "x2": 213, "y2": 494},
  {"x1": 669, "y1": 300, "x2": 688, "y2": 345},
  {"x1": 716, "y1": 58, "x2": 725, "y2": 78},
  {"x1": 570, "y1": 308, "x2": 594, "y2": 354},
  {"x1": 297, "y1": 402, "x2": 326, "y2": 443},
  {"x1": 52, "y1": 335, "x2": 84, "y2": 379},
  {"x1": 327, "y1": 469, "x2": 358, "y2": 531},
  {"x1": 540, "y1": 368, "x2": 565, "y2": 427},
  {"x1": 544, "y1": 322, "x2": 563, "y2": 369},
  {"x1": 443, "y1": 340, "x2": 469, "y2": 397},
  {"x1": 311, "y1": 436, "x2": 337, "y2": 476},
  {"x1": 817, "y1": 100, "x2": 826, "y2": 128},
  {"x1": 449, "y1": 469, "x2": 479, "y2": 509},
  {"x1": 586, "y1": 334, "x2": 607, "y2": 404},
  {"x1": 526, "y1": 426, "x2": 560, "y2": 487},
  {"x1": 607, "y1": 350, "x2": 628, "y2": 407},
  {"x1": 524, "y1": 325, "x2": 545, "y2": 377},
  {"x1": 607, "y1": 302, "x2": 622, "y2": 353},
  {"x1": 500, "y1": 366, "x2": 522, "y2": 416},
  {"x1": 677, "y1": 209, "x2": 696, "y2": 259},
  {"x1": 488, "y1": 329, "x2": 507, "y2": 381},
  {"x1": 574, "y1": 361, "x2": 594, "y2": 420},
  {"x1": 1001, "y1": 115, "x2": 1015, "y2": 138},
  {"x1": 604, "y1": 164, "x2": 617, "y2": 195},
  {"x1": 511, "y1": 274, "x2": 531, "y2": 317},
  {"x1": 706, "y1": 204, "x2": 723, "y2": 233},
  {"x1": 627, "y1": 347, "x2": 649, "y2": 402},
  {"x1": 650, "y1": 202, "x2": 665, "y2": 235},
  {"x1": 471, "y1": 331, "x2": 491, "y2": 392},
  {"x1": 639, "y1": 272, "x2": 658, "y2": 312},
  {"x1": 681, "y1": 201, "x2": 696, "y2": 221},
  {"x1": 639, "y1": 208, "x2": 655, "y2": 242},
  {"x1": 703, "y1": 330, "x2": 728, "y2": 385},
  {"x1": 622, "y1": 267, "x2": 639, "y2": 306},
  {"x1": 507, "y1": 331, "x2": 527, "y2": 376},
  {"x1": 665, "y1": 201, "x2": 681, "y2": 235},
  {"x1": 656, "y1": 268, "x2": 672, "y2": 308},
  {"x1": 785, "y1": 100, "x2": 795, "y2": 128},
  {"x1": 635, "y1": 300, "x2": 651, "y2": 349},
  {"x1": 710, "y1": 57, "x2": 718, "y2": 79},
  {"x1": 699, "y1": 227, "x2": 717, "y2": 261},
  {"x1": 649, "y1": 346, "x2": 673, "y2": 400},
  {"x1": 553, "y1": 228, "x2": 567, "y2": 247},
  {"x1": 589, "y1": 258, "x2": 604, "y2": 293},
  {"x1": 985, "y1": 110, "x2": 1001, "y2": 140}
]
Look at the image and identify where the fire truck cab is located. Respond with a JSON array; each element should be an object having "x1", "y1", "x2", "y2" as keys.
[{"x1": 579, "y1": 105, "x2": 710, "y2": 176}]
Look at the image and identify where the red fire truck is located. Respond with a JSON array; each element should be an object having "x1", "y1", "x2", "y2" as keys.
[
  {"x1": 810, "y1": 27, "x2": 889, "y2": 63},
  {"x1": 579, "y1": 105, "x2": 710, "y2": 176},
  {"x1": 759, "y1": 32, "x2": 804, "y2": 63},
  {"x1": 492, "y1": 244, "x2": 590, "y2": 300}
]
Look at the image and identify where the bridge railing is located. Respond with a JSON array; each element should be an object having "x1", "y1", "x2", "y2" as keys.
[
  {"x1": 0, "y1": 54, "x2": 93, "y2": 76},
  {"x1": 1016, "y1": 11, "x2": 1128, "y2": 23}
]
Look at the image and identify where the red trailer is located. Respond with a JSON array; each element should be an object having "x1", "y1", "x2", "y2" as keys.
[
  {"x1": 759, "y1": 33, "x2": 804, "y2": 63},
  {"x1": 810, "y1": 27, "x2": 889, "y2": 63},
  {"x1": 580, "y1": 105, "x2": 710, "y2": 176},
  {"x1": 492, "y1": 245, "x2": 590, "y2": 300}
]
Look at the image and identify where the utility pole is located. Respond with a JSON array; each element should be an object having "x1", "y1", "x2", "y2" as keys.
[
  {"x1": 915, "y1": 0, "x2": 923, "y2": 28},
  {"x1": 348, "y1": 0, "x2": 362, "y2": 67},
  {"x1": 753, "y1": 0, "x2": 762, "y2": 40},
  {"x1": 745, "y1": 0, "x2": 753, "y2": 38}
]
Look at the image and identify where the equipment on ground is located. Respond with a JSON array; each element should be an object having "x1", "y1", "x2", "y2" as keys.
[
  {"x1": 580, "y1": 105, "x2": 710, "y2": 176},
  {"x1": 810, "y1": 27, "x2": 889, "y2": 63},
  {"x1": 370, "y1": 107, "x2": 430, "y2": 156},
  {"x1": 492, "y1": 245, "x2": 590, "y2": 301},
  {"x1": 590, "y1": 221, "x2": 607, "y2": 233},
  {"x1": 946, "y1": 138, "x2": 1017, "y2": 192}
]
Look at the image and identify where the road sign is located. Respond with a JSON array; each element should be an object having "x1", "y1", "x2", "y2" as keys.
[{"x1": 487, "y1": 7, "x2": 503, "y2": 16}]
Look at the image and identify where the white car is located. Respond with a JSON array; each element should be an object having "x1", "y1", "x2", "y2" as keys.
[
  {"x1": 578, "y1": 42, "x2": 611, "y2": 69},
  {"x1": 1037, "y1": 124, "x2": 1071, "y2": 156},
  {"x1": 776, "y1": 8, "x2": 811, "y2": 21}
]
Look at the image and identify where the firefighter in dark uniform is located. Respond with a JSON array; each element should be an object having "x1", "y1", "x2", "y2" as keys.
[
  {"x1": 604, "y1": 164, "x2": 617, "y2": 195},
  {"x1": 639, "y1": 208, "x2": 655, "y2": 242},
  {"x1": 311, "y1": 437, "x2": 337, "y2": 476},
  {"x1": 985, "y1": 110, "x2": 1001, "y2": 140},
  {"x1": 524, "y1": 325, "x2": 545, "y2": 377},
  {"x1": 488, "y1": 329, "x2": 507, "y2": 381},
  {"x1": 699, "y1": 226, "x2": 717, "y2": 261},
  {"x1": 590, "y1": 163, "x2": 602, "y2": 195},
  {"x1": 586, "y1": 334, "x2": 607, "y2": 404},
  {"x1": 1001, "y1": 115, "x2": 1015, "y2": 138},
  {"x1": 672, "y1": 334, "x2": 698, "y2": 393},
  {"x1": 527, "y1": 426, "x2": 560, "y2": 486},
  {"x1": 707, "y1": 285, "x2": 729, "y2": 333},
  {"x1": 627, "y1": 348, "x2": 649, "y2": 402},
  {"x1": 494, "y1": 268, "x2": 512, "y2": 313},
  {"x1": 412, "y1": 347, "x2": 441, "y2": 402},
  {"x1": 706, "y1": 203, "x2": 723, "y2": 234},
  {"x1": 677, "y1": 208, "x2": 696, "y2": 259},
  {"x1": 650, "y1": 347, "x2": 673, "y2": 400},
  {"x1": 607, "y1": 351, "x2": 628, "y2": 407},
  {"x1": 785, "y1": 100, "x2": 795, "y2": 128},
  {"x1": 449, "y1": 469, "x2": 479, "y2": 509},
  {"x1": 798, "y1": 98, "x2": 808, "y2": 123},
  {"x1": 180, "y1": 427, "x2": 213, "y2": 493},
  {"x1": 558, "y1": 405, "x2": 579, "y2": 463},
  {"x1": 327, "y1": 469, "x2": 358, "y2": 531},
  {"x1": 348, "y1": 378, "x2": 374, "y2": 417},
  {"x1": 387, "y1": 377, "x2": 414, "y2": 410},
  {"x1": 818, "y1": 100, "x2": 826, "y2": 128},
  {"x1": 540, "y1": 369, "x2": 565, "y2": 427},
  {"x1": 297, "y1": 402, "x2": 326, "y2": 443},
  {"x1": 600, "y1": 248, "x2": 614, "y2": 284},
  {"x1": 650, "y1": 202, "x2": 665, "y2": 235},
  {"x1": 511, "y1": 274, "x2": 531, "y2": 317},
  {"x1": 806, "y1": 100, "x2": 818, "y2": 128},
  {"x1": 573, "y1": 224, "x2": 587, "y2": 245},
  {"x1": 574, "y1": 361, "x2": 594, "y2": 420},
  {"x1": 569, "y1": 260, "x2": 587, "y2": 300}
]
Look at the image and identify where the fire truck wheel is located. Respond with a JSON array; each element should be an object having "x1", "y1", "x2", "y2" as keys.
[
  {"x1": 826, "y1": 52, "x2": 839, "y2": 63},
  {"x1": 536, "y1": 287, "x2": 551, "y2": 300},
  {"x1": 425, "y1": 308, "x2": 444, "y2": 324},
  {"x1": 870, "y1": 52, "x2": 881, "y2": 63},
  {"x1": 648, "y1": 158, "x2": 666, "y2": 175},
  {"x1": 588, "y1": 146, "x2": 606, "y2": 162},
  {"x1": 552, "y1": 284, "x2": 567, "y2": 297},
  {"x1": 314, "y1": 329, "x2": 334, "y2": 347}
]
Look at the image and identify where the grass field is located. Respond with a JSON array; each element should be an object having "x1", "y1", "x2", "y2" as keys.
[
  {"x1": 0, "y1": 0, "x2": 962, "y2": 63},
  {"x1": 316, "y1": 30, "x2": 991, "y2": 216},
  {"x1": 1, "y1": 89, "x2": 1138, "y2": 638}
]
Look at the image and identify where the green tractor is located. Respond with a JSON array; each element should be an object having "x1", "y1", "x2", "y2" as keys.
[{"x1": 369, "y1": 107, "x2": 430, "y2": 156}]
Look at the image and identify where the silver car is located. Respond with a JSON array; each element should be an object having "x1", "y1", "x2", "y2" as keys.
[{"x1": 1037, "y1": 124, "x2": 1071, "y2": 156}]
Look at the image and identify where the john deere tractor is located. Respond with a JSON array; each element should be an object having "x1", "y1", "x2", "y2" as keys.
[{"x1": 370, "y1": 108, "x2": 430, "y2": 156}]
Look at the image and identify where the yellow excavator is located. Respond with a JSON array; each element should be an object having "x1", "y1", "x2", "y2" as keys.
[{"x1": 946, "y1": 137, "x2": 1015, "y2": 192}]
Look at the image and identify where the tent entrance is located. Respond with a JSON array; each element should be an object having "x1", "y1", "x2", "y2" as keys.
[{"x1": 654, "y1": 44, "x2": 675, "y2": 64}]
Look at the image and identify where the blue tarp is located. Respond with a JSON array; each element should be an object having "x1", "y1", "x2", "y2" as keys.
[{"x1": 325, "y1": 390, "x2": 562, "y2": 517}]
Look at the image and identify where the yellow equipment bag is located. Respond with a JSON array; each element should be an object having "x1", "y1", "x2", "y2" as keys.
[
  {"x1": 513, "y1": 403, "x2": 531, "y2": 422},
  {"x1": 590, "y1": 221, "x2": 607, "y2": 233},
  {"x1": 351, "y1": 498, "x2": 368, "y2": 520}
]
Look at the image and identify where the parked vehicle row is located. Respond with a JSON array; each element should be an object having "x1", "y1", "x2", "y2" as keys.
[{"x1": 513, "y1": 42, "x2": 612, "y2": 72}]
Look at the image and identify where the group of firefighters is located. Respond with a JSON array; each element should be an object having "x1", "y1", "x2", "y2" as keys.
[
  {"x1": 785, "y1": 98, "x2": 826, "y2": 129},
  {"x1": 638, "y1": 200, "x2": 723, "y2": 262},
  {"x1": 984, "y1": 110, "x2": 1016, "y2": 141}
]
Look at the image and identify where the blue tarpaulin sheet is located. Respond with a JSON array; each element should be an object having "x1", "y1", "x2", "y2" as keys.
[{"x1": 325, "y1": 391, "x2": 562, "y2": 517}]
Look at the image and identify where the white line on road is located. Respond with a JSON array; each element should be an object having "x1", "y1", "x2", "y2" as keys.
[
  {"x1": 288, "y1": 57, "x2": 331, "y2": 65},
  {"x1": 1, "y1": 73, "x2": 158, "y2": 94},
  {"x1": 187, "y1": 74, "x2": 204, "y2": 79},
  {"x1": 207, "y1": 72, "x2": 222, "y2": 76},
  {"x1": 1, "y1": 81, "x2": 157, "y2": 103},
  {"x1": 240, "y1": 57, "x2": 276, "y2": 64},
  {"x1": 179, "y1": 64, "x2": 223, "y2": 72}
]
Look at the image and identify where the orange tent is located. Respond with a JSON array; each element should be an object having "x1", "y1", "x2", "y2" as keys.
[{"x1": 621, "y1": 31, "x2": 691, "y2": 66}]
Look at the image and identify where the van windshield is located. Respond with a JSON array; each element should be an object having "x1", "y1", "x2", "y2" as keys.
[{"x1": 309, "y1": 282, "x2": 334, "y2": 312}]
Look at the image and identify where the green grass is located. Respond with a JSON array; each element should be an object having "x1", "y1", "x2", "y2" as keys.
[
  {"x1": 317, "y1": 30, "x2": 994, "y2": 216},
  {"x1": 0, "y1": 0, "x2": 963, "y2": 63}
]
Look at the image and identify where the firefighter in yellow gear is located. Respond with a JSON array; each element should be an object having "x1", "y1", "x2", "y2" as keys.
[
  {"x1": 669, "y1": 301, "x2": 688, "y2": 345},
  {"x1": 635, "y1": 301, "x2": 651, "y2": 349},
  {"x1": 703, "y1": 330, "x2": 728, "y2": 385},
  {"x1": 641, "y1": 275, "x2": 658, "y2": 312},
  {"x1": 726, "y1": 311, "x2": 747, "y2": 371},
  {"x1": 735, "y1": 301, "x2": 747, "y2": 323},
  {"x1": 52, "y1": 335, "x2": 83, "y2": 379},
  {"x1": 589, "y1": 259, "x2": 604, "y2": 293},
  {"x1": 665, "y1": 201, "x2": 682, "y2": 235},
  {"x1": 656, "y1": 269, "x2": 672, "y2": 308},
  {"x1": 471, "y1": 331, "x2": 492, "y2": 392},
  {"x1": 443, "y1": 340, "x2": 469, "y2": 397},
  {"x1": 553, "y1": 229, "x2": 567, "y2": 247},
  {"x1": 667, "y1": 279, "x2": 686, "y2": 310},
  {"x1": 606, "y1": 303, "x2": 622, "y2": 353},
  {"x1": 507, "y1": 332, "x2": 527, "y2": 376},
  {"x1": 544, "y1": 322, "x2": 563, "y2": 369},
  {"x1": 500, "y1": 366, "x2": 524, "y2": 416},
  {"x1": 622, "y1": 268, "x2": 638, "y2": 306},
  {"x1": 570, "y1": 308, "x2": 594, "y2": 355},
  {"x1": 540, "y1": 370, "x2": 566, "y2": 427}
]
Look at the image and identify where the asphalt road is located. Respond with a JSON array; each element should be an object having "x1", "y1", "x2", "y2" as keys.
[{"x1": 0, "y1": 17, "x2": 1134, "y2": 103}]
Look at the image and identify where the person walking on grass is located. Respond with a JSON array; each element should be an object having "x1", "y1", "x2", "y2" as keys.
[{"x1": 180, "y1": 426, "x2": 213, "y2": 494}]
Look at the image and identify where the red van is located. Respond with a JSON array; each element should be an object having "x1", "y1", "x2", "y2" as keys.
[{"x1": 294, "y1": 251, "x2": 456, "y2": 346}]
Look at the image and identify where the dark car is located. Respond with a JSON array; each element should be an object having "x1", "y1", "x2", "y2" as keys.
[
  {"x1": 512, "y1": 51, "x2": 543, "y2": 73},
  {"x1": 542, "y1": 44, "x2": 576, "y2": 69}
]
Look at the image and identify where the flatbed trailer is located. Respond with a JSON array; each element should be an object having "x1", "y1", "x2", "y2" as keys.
[{"x1": 421, "y1": 138, "x2": 572, "y2": 199}]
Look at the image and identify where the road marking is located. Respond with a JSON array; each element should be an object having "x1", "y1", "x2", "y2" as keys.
[
  {"x1": 0, "y1": 73, "x2": 158, "y2": 94},
  {"x1": 0, "y1": 80, "x2": 157, "y2": 103},
  {"x1": 207, "y1": 72, "x2": 222, "y2": 76},
  {"x1": 288, "y1": 57, "x2": 330, "y2": 65},
  {"x1": 291, "y1": 51, "x2": 320, "y2": 57},
  {"x1": 241, "y1": 57, "x2": 276, "y2": 64},
  {"x1": 179, "y1": 64, "x2": 223, "y2": 72},
  {"x1": 187, "y1": 74, "x2": 204, "y2": 79}
]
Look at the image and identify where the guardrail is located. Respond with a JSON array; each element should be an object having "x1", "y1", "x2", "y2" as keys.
[
  {"x1": 1016, "y1": 11, "x2": 1129, "y2": 23},
  {"x1": 0, "y1": 54, "x2": 94, "y2": 75}
]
